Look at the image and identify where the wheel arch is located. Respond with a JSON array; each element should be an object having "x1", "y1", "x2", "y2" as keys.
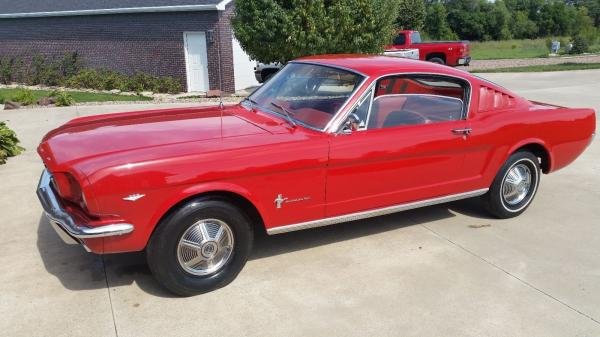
[
  {"x1": 508, "y1": 140, "x2": 553, "y2": 173},
  {"x1": 147, "y1": 184, "x2": 267, "y2": 246},
  {"x1": 426, "y1": 53, "x2": 446, "y2": 63}
]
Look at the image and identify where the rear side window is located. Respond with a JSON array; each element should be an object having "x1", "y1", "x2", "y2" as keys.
[
  {"x1": 411, "y1": 32, "x2": 422, "y2": 43},
  {"x1": 367, "y1": 75, "x2": 469, "y2": 129}
]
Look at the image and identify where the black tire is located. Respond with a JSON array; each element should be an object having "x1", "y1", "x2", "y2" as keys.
[
  {"x1": 484, "y1": 151, "x2": 541, "y2": 219},
  {"x1": 262, "y1": 71, "x2": 276, "y2": 82},
  {"x1": 428, "y1": 57, "x2": 445, "y2": 65},
  {"x1": 147, "y1": 198, "x2": 253, "y2": 296}
]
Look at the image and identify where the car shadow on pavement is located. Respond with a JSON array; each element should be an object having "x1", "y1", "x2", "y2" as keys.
[
  {"x1": 36, "y1": 198, "x2": 492, "y2": 297},
  {"x1": 36, "y1": 215, "x2": 173, "y2": 297},
  {"x1": 251, "y1": 197, "x2": 492, "y2": 260}
]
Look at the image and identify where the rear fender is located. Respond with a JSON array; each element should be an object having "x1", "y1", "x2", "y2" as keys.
[{"x1": 507, "y1": 138, "x2": 553, "y2": 172}]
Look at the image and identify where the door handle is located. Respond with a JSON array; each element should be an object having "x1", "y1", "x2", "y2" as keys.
[{"x1": 451, "y1": 128, "x2": 472, "y2": 135}]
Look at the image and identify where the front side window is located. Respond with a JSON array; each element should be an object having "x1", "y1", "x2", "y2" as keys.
[
  {"x1": 249, "y1": 63, "x2": 364, "y2": 130},
  {"x1": 366, "y1": 75, "x2": 468, "y2": 130}
]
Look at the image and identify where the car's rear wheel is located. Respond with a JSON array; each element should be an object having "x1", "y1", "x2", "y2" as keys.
[
  {"x1": 484, "y1": 151, "x2": 540, "y2": 218},
  {"x1": 147, "y1": 198, "x2": 253, "y2": 296},
  {"x1": 428, "y1": 57, "x2": 445, "y2": 65}
]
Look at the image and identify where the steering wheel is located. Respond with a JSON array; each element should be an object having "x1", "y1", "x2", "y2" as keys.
[{"x1": 384, "y1": 110, "x2": 430, "y2": 127}]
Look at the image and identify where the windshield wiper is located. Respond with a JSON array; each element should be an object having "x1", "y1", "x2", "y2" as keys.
[
  {"x1": 243, "y1": 97, "x2": 259, "y2": 106},
  {"x1": 270, "y1": 102, "x2": 297, "y2": 128}
]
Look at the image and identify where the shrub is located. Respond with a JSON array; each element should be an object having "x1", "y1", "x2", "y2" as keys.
[
  {"x1": 12, "y1": 89, "x2": 35, "y2": 105},
  {"x1": 128, "y1": 72, "x2": 157, "y2": 93},
  {"x1": 50, "y1": 90, "x2": 75, "y2": 106},
  {"x1": 155, "y1": 77, "x2": 183, "y2": 94},
  {"x1": 233, "y1": 0, "x2": 400, "y2": 64},
  {"x1": 64, "y1": 69, "x2": 106, "y2": 90},
  {"x1": 64, "y1": 69, "x2": 181, "y2": 93},
  {"x1": 570, "y1": 35, "x2": 589, "y2": 54},
  {"x1": 0, "y1": 121, "x2": 25, "y2": 164},
  {"x1": 60, "y1": 52, "x2": 82, "y2": 78},
  {"x1": 0, "y1": 58, "x2": 15, "y2": 84},
  {"x1": 30, "y1": 55, "x2": 56, "y2": 85}
]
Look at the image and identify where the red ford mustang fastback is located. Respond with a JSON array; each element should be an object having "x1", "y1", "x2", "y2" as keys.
[{"x1": 37, "y1": 55, "x2": 596, "y2": 295}]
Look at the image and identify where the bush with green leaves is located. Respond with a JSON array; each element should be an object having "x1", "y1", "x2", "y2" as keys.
[
  {"x1": 50, "y1": 90, "x2": 75, "y2": 107},
  {"x1": 11, "y1": 89, "x2": 35, "y2": 105},
  {"x1": 0, "y1": 57, "x2": 16, "y2": 84},
  {"x1": 0, "y1": 121, "x2": 24, "y2": 164},
  {"x1": 570, "y1": 35, "x2": 590, "y2": 54},
  {"x1": 232, "y1": 0, "x2": 400, "y2": 64},
  {"x1": 64, "y1": 69, "x2": 182, "y2": 93}
]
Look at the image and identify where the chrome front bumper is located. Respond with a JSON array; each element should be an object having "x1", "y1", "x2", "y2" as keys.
[{"x1": 36, "y1": 169, "x2": 134, "y2": 246}]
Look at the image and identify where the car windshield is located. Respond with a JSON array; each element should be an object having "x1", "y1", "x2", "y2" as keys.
[{"x1": 248, "y1": 63, "x2": 364, "y2": 130}]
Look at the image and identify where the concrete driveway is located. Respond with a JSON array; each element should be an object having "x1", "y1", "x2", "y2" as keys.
[{"x1": 1, "y1": 70, "x2": 599, "y2": 337}]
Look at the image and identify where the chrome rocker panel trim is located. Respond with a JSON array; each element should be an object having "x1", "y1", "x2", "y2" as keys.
[
  {"x1": 267, "y1": 188, "x2": 489, "y2": 235},
  {"x1": 36, "y1": 169, "x2": 134, "y2": 243}
]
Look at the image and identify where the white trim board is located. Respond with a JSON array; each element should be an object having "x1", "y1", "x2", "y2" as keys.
[{"x1": 0, "y1": 1, "x2": 233, "y2": 19}]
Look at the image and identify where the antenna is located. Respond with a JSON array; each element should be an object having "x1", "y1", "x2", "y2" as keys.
[{"x1": 216, "y1": 27, "x2": 224, "y2": 109}]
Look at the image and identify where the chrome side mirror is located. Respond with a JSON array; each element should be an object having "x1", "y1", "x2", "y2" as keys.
[
  {"x1": 340, "y1": 113, "x2": 364, "y2": 135},
  {"x1": 341, "y1": 120, "x2": 353, "y2": 135}
]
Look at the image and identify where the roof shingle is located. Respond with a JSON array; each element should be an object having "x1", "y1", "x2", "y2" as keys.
[{"x1": 0, "y1": 0, "x2": 230, "y2": 17}]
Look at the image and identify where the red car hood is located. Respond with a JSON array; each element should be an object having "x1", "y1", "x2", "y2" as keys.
[{"x1": 38, "y1": 105, "x2": 279, "y2": 169}]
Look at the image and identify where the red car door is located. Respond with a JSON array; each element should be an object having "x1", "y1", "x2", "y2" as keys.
[{"x1": 325, "y1": 75, "x2": 473, "y2": 217}]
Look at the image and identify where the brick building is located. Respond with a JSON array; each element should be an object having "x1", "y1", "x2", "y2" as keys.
[{"x1": 0, "y1": 0, "x2": 259, "y2": 93}]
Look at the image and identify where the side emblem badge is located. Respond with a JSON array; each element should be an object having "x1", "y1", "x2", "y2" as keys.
[
  {"x1": 274, "y1": 194, "x2": 288, "y2": 209},
  {"x1": 123, "y1": 193, "x2": 146, "y2": 202},
  {"x1": 274, "y1": 194, "x2": 310, "y2": 209}
]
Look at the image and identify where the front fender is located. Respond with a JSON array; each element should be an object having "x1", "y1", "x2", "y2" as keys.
[{"x1": 147, "y1": 181, "x2": 269, "y2": 237}]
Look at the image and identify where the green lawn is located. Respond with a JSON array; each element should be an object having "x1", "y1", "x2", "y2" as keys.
[
  {"x1": 0, "y1": 88, "x2": 152, "y2": 104},
  {"x1": 470, "y1": 38, "x2": 600, "y2": 60},
  {"x1": 470, "y1": 38, "x2": 554, "y2": 60},
  {"x1": 473, "y1": 62, "x2": 600, "y2": 73}
]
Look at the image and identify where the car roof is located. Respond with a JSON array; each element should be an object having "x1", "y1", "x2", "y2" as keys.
[{"x1": 294, "y1": 54, "x2": 473, "y2": 80}]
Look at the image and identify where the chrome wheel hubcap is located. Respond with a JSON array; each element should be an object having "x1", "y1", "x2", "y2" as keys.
[
  {"x1": 502, "y1": 163, "x2": 532, "y2": 205},
  {"x1": 177, "y1": 219, "x2": 234, "y2": 276}
]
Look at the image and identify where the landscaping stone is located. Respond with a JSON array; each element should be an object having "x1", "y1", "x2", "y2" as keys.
[
  {"x1": 206, "y1": 90, "x2": 222, "y2": 98},
  {"x1": 140, "y1": 91, "x2": 153, "y2": 97},
  {"x1": 109, "y1": 89, "x2": 121, "y2": 94},
  {"x1": 4, "y1": 101, "x2": 21, "y2": 110},
  {"x1": 37, "y1": 97, "x2": 56, "y2": 106}
]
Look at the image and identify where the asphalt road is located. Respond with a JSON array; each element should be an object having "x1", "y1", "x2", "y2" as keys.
[{"x1": 1, "y1": 70, "x2": 599, "y2": 337}]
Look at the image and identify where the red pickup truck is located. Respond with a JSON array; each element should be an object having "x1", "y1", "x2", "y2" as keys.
[{"x1": 387, "y1": 30, "x2": 471, "y2": 66}]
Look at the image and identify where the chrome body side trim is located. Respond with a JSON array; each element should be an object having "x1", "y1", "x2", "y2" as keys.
[
  {"x1": 267, "y1": 188, "x2": 489, "y2": 235},
  {"x1": 36, "y1": 169, "x2": 134, "y2": 240}
]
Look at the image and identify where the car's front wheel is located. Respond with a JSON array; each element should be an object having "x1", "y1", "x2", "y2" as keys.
[
  {"x1": 484, "y1": 151, "x2": 541, "y2": 218},
  {"x1": 147, "y1": 198, "x2": 253, "y2": 296}
]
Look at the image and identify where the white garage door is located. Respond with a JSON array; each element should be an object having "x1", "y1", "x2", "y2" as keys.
[
  {"x1": 232, "y1": 37, "x2": 259, "y2": 91},
  {"x1": 184, "y1": 32, "x2": 209, "y2": 92}
]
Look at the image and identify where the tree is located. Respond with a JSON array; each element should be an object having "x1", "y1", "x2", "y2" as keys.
[
  {"x1": 232, "y1": 0, "x2": 400, "y2": 64},
  {"x1": 510, "y1": 11, "x2": 539, "y2": 38},
  {"x1": 396, "y1": 0, "x2": 426, "y2": 30},
  {"x1": 424, "y1": 3, "x2": 458, "y2": 40},
  {"x1": 583, "y1": 0, "x2": 600, "y2": 26}
]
